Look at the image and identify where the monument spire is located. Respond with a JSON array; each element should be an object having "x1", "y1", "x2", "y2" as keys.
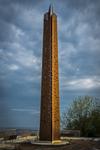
[{"x1": 49, "y1": 4, "x2": 53, "y2": 15}]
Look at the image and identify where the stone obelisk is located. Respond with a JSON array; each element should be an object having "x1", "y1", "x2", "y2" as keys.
[{"x1": 39, "y1": 5, "x2": 60, "y2": 142}]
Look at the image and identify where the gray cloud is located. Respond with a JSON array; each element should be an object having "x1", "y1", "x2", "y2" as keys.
[{"x1": 0, "y1": 0, "x2": 100, "y2": 128}]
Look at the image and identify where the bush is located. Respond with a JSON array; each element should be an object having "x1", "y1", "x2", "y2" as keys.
[{"x1": 61, "y1": 96, "x2": 100, "y2": 137}]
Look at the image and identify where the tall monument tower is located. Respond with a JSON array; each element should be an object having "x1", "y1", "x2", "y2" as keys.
[{"x1": 39, "y1": 5, "x2": 60, "y2": 142}]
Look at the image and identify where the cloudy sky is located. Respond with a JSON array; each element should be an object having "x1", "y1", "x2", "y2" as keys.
[{"x1": 0, "y1": 0, "x2": 100, "y2": 129}]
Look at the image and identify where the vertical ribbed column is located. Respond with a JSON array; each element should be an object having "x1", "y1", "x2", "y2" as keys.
[
  {"x1": 51, "y1": 14, "x2": 60, "y2": 141},
  {"x1": 39, "y1": 12, "x2": 52, "y2": 141}
]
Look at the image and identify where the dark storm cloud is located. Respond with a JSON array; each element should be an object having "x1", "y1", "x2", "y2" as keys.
[
  {"x1": 0, "y1": 0, "x2": 43, "y2": 8},
  {"x1": 0, "y1": 0, "x2": 43, "y2": 44},
  {"x1": 58, "y1": 0, "x2": 100, "y2": 73},
  {"x1": 57, "y1": 0, "x2": 100, "y2": 107},
  {"x1": 0, "y1": 0, "x2": 100, "y2": 128},
  {"x1": 0, "y1": 0, "x2": 43, "y2": 128},
  {"x1": 59, "y1": 0, "x2": 100, "y2": 44},
  {"x1": 61, "y1": 0, "x2": 100, "y2": 15}
]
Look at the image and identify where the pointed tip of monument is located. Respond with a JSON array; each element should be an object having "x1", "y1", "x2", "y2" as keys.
[{"x1": 49, "y1": 4, "x2": 53, "y2": 15}]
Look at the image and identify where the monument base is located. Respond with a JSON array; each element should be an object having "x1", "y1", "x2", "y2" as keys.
[{"x1": 31, "y1": 140, "x2": 69, "y2": 146}]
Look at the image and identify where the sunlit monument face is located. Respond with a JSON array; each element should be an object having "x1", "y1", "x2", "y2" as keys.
[{"x1": 39, "y1": 5, "x2": 60, "y2": 142}]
